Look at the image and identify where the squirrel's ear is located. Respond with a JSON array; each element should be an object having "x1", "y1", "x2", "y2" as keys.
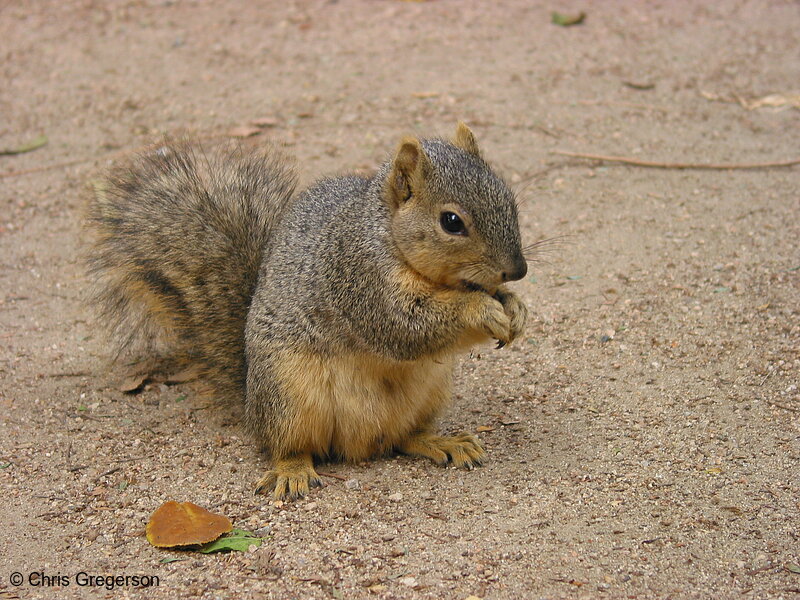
[
  {"x1": 387, "y1": 137, "x2": 431, "y2": 210},
  {"x1": 453, "y1": 121, "x2": 481, "y2": 158}
]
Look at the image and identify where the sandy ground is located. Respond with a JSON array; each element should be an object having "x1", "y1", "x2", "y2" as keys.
[{"x1": 1, "y1": 1, "x2": 799, "y2": 598}]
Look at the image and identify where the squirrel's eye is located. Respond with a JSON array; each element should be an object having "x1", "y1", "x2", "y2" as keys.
[{"x1": 440, "y1": 211, "x2": 467, "y2": 235}]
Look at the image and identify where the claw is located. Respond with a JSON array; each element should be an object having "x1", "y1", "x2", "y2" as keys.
[
  {"x1": 398, "y1": 432, "x2": 486, "y2": 470},
  {"x1": 255, "y1": 453, "x2": 320, "y2": 501}
]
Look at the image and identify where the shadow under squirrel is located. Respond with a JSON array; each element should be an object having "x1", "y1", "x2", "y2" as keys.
[{"x1": 85, "y1": 123, "x2": 529, "y2": 499}]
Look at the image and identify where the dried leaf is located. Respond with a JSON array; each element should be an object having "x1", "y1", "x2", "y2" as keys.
[
  {"x1": 475, "y1": 425, "x2": 495, "y2": 433},
  {"x1": 228, "y1": 126, "x2": 262, "y2": 139},
  {"x1": 552, "y1": 11, "x2": 585, "y2": 27},
  {"x1": 118, "y1": 373, "x2": 148, "y2": 393},
  {"x1": 146, "y1": 501, "x2": 232, "y2": 548},
  {"x1": 785, "y1": 563, "x2": 800, "y2": 574},
  {"x1": 0, "y1": 134, "x2": 48, "y2": 156}
]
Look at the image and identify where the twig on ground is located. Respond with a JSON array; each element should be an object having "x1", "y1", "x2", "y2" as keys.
[
  {"x1": 46, "y1": 370, "x2": 92, "y2": 378},
  {"x1": 764, "y1": 400, "x2": 800, "y2": 413},
  {"x1": 577, "y1": 99, "x2": 670, "y2": 112},
  {"x1": 745, "y1": 563, "x2": 779, "y2": 576},
  {"x1": 759, "y1": 370, "x2": 774, "y2": 386},
  {"x1": 0, "y1": 157, "x2": 87, "y2": 179},
  {"x1": 317, "y1": 471, "x2": 348, "y2": 481},
  {"x1": 552, "y1": 150, "x2": 800, "y2": 170},
  {"x1": 94, "y1": 466, "x2": 121, "y2": 482},
  {"x1": 112, "y1": 455, "x2": 154, "y2": 464}
]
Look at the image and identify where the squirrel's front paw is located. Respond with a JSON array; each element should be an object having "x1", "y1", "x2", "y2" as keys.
[
  {"x1": 255, "y1": 454, "x2": 322, "y2": 500},
  {"x1": 468, "y1": 293, "x2": 512, "y2": 346},
  {"x1": 494, "y1": 288, "x2": 528, "y2": 347},
  {"x1": 398, "y1": 432, "x2": 485, "y2": 469}
]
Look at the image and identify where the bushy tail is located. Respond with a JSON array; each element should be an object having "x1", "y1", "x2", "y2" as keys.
[{"x1": 85, "y1": 141, "x2": 297, "y2": 399}]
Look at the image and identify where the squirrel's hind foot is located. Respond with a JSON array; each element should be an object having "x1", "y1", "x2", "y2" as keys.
[
  {"x1": 399, "y1": 432, "x2": 485, "y2": 470},
  {"x1": 255, "y1": 454, "x2": 322, "y2": 500}
]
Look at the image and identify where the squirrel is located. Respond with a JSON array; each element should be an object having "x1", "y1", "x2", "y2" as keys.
[{"x1": 85, "y1": 123, "x2": 529, "y2": 500}]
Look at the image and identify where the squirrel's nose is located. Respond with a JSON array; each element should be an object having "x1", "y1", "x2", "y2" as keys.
[{"x1": 501, "y1": 257, "x2": 528, "y2": 282}]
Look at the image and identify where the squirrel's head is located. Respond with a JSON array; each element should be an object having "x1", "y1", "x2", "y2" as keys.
[{"x1": 384, "y1": 123, "x2": 527, "y2": 294}]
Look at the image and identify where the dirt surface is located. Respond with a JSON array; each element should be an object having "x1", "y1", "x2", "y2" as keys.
[{"x1": 1, "y1": 1, "x2": 799, "y2": 598}]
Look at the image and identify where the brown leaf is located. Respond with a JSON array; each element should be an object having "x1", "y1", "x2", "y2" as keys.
[
  {"x1": 146, "y1": 501, "x2": 232, "y2": 548},
  {"x1": 118, "y1": 373, "x2": 148, "y2": 393},
  {"x1": 475, "y1": 425, "x2": 495, "y2": 432}
]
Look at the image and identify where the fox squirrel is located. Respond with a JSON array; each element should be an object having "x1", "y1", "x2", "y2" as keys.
[{"x1": 86, "y1": 123, "x2": 528, "y2": 500}]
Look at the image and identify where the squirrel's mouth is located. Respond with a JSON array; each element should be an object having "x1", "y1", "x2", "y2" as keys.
[
  {"x1": 453, "y1": 264, "x2": 504, "y2": 296},
  {"x1": 404, "y1": 258, "x2": 500, "y2": 296}
]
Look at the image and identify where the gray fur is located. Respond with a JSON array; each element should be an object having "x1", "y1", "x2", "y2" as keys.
[{"x1": 86, "y1": 134, "x2": 525, "y2": 453}]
